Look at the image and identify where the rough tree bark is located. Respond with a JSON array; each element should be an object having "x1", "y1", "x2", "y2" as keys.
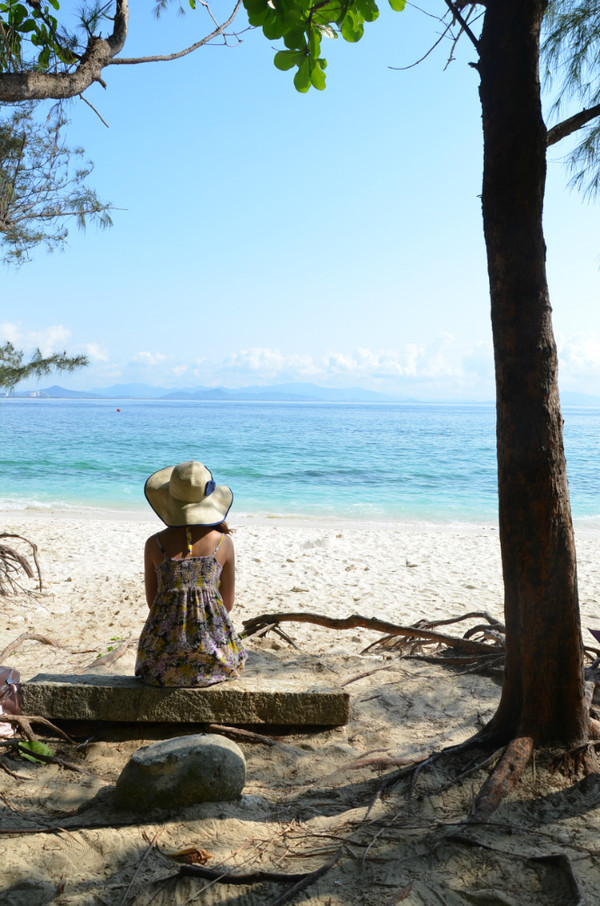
[
  {"x1": 0, "y1": 2, "x2": 128, "y2": 102},
  {"x1": 474, "y1": 0, "x2": 592, "y2": 812}
]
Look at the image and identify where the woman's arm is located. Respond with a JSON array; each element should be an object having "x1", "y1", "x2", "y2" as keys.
[
  {"x1": 144, "y1": 535, "x2": 160, "y2": 608},
  {"x1": 218, "y1": 535, "x2": 235, "y2": 613}
]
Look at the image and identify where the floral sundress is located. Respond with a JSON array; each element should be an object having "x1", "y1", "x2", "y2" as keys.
[{"x1": 135, "y1": 532, "x2": 246, "y2": 687}]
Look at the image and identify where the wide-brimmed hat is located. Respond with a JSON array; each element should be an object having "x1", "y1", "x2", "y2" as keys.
[{"x1": 144, "y1": 461, "x2": 233, "y2": 526}]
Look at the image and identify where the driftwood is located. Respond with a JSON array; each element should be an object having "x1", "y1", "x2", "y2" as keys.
[
  {"x1": 243, "y1": 611, "x2": 498, "y2": 653},
  {"x1": 0, "y1": 713, "x2": 74, "y2": 743},
  {"x1": 0, "y1": 533, "x2": 42, "y2": 595},
  {"x1": 175, "y1": 846, "x2": 343, "y2": 904},
  {"x1": 0, "y1": 631, "x2": 61, "y2": 662},
  {"x1": 77, "y1": 634, "x2": 137, "y2": 673},
  {"x1": 243, "y1": 610, "x2": 506, "y2": 671}
]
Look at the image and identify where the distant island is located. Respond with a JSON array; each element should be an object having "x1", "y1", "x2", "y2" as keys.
[
  {"x1": 7, "y1": 382, "x2": 419, "y2": 404},
  {"x1": 5, "y1": 382, "x2": 600, "y2": 406}
]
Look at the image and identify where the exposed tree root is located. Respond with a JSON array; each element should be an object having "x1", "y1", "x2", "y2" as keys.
[
  {"x1": 0, "y1": 713, "x2": 74, "y2": 743},
  {"x1": 242, "y1": 611, "x2": 501, "y2": 662},
  {"x1": 163, "y1": 846, "x2": 343, "y2": 902},
  {"x1": 469, "y1": 735, "x2": 534, "y2": 821},
  {"x1": 0, "y1": 533, "x2": 42, "y2": 595},
  {"x1": 373, "y1": 730, "x2": 496, "y2": 805}
]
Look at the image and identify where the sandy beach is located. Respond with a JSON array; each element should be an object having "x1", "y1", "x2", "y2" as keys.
[{"x1": 2, "y1": 513, "x2": 600, "y2": 905}]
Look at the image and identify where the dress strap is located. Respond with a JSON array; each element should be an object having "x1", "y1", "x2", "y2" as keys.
[
  {"x1": 212, "y1": 534, "x2": 225, "y2": 556},
  {"x1": 185, "y1": 527, "x2": 193, "y2": 557},
  {"x1": 155, "y1": 534, "x2": 168, "y2": 557}
]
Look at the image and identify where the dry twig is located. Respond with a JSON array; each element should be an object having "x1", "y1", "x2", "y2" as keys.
[
  {"x1": 77, "y1": 635, "x2": 137, "y2": 673},
  {"x1": 0, "y1": 631, "x2": 61, "y2": 662}
]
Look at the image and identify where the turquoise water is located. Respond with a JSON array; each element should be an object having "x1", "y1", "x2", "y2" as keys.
[{"x1": 1, "y1": 399, "x2": 599, "y2": 525}]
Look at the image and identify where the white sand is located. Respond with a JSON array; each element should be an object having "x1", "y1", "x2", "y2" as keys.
[
  {"x1": 2, "y1": 512, "x2": 600, "y2": 905},
  {"x1": 2, "y1": 512, "x2": 599, "y2": 677}
]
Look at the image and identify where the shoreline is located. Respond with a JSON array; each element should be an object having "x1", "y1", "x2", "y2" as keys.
[{"x1": 3, "y1": 506, "x2": 600, "y2": 538}]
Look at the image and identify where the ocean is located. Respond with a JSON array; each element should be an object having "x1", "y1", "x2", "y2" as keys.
[{"x1": 1, "y1": 398, "x2": 599, "y2": 526}]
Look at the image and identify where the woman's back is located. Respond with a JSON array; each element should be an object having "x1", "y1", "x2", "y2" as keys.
[{"x1": 136, "y1": 526, "x2": 245, "y2": 687}]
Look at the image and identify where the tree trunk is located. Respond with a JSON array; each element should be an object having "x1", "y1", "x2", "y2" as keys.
[{"x1": 478, "y1": 0, "x2": 588, "y2": 746}]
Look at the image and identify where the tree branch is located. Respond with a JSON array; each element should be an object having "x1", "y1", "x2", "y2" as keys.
[
  {"x1": 110, "y1": 0, "x2": 244, "y2": 66},
  {"x1": 442, "y1": 0, "x2": 480, "y2": 52},
  {"x1": 0, "y1": 1, "x2": 129, "y2": 101},
  {"x1": 242, "y1": 611, "x2": 495, "y2": 654},
  {"x1": 547, "y1": 102, "x2": 600, "y2": 147}
]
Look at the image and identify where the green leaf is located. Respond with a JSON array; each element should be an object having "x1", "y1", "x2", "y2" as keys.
[
  {"x1": 9, "y1": 5, "x2": 28, "y2": 27},
  {"x1": 18, "y1": 740, "x2": 55, "y2": 764},
  {"x1": 340, "y1": 9, "x2": 364, "y2": 42},
  {"x1": 388, "y1": 0, "x2": 405, "y2": 10},
  {"x1": 283, "y1": 27, "x2": 307, "y2": 50},
  {"x1": 308, "y1": 28, "x2": 321, "y2": 58},
  {"x1": 315, "y1": 23, "x2": 337, "y2": 39},
  {"x1": 309, "y1": 59, "x2": 326, "y2": 90},
  {"x1": 293, "y1": 57, "x2": 311, "y2": 92},
  {"x1": 262, "y1": 10, "x2": 285, "y2": 40},
  {"x1": 356, "y1": 0, "x2": 379, "y2": 23},
  {"x1": 274, "y1": 49, "x2": 303, "y2": 71},
  {"x1": 38, "y1": 46, "x2": 50, "y2": 69}
]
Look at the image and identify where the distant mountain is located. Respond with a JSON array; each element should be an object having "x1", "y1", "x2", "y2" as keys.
[
  {"x1": 21, "y1": 382, "x2": 416, "y2": 403},
  {"x1": 89, "y1": 383, "x2": 173, "y2": 399},
  {"x1": 561, "y1": 391, "x2": 600, "y2": 406},
  {"x1": 230, "y1": 383, "x2": 403, "y2": 402},
  {"x1": 11, "y1": 384, "x2": 102, "y2": 399}
]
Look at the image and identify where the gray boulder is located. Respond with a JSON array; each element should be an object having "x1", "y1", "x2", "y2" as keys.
[{"x1": 114, "y1": 733, "x2": 245, "y2": 812}]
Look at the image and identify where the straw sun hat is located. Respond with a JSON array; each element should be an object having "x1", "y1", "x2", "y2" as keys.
[{"x1": 144, "y1": 461, "x2": 233, "y2": 527}]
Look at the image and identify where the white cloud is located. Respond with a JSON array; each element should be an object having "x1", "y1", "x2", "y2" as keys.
[
  {"x1": 132, "y1": 351, "x2": 167, "y2": 366},
  {"x1": 0, "y1": 321, "x2": 72, "y2": 356},
  {"x1": 83, "y1": 343, "x2": 110, "y2": 363},
  {"x1": 223, "y1": 348, "x2": 317, "y2": 381},
  {"x1": 558, "y1": 332, "x2": 600, "y2": 377},
  {"x1": 214, "y1": 336, "x2": 477, "y2": 391}
]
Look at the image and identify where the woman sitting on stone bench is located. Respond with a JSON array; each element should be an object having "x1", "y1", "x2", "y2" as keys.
[{"x1": 135, "y1": 460, "x2": 247, "y2": 687}]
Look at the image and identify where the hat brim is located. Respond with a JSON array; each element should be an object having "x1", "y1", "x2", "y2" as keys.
[{"x1": 144, "y1": 466, "x2": 233, "y2": 526}]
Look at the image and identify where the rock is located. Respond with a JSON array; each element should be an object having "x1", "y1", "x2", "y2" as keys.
[
  {"x1": 114, "y1": 733, "x2": 246, "y2": 812},
  {"x1": 20, "y1": 670, "x2": 350, "y2": 726}
]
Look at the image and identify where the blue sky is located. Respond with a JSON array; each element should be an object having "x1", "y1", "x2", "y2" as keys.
[{"x1": 2, "y1": 1, "x2": 599, "y2": 400}]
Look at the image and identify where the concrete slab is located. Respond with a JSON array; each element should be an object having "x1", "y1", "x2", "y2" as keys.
[{"x1": 20, "y1": 661, "x2": 350, "y2": 727}]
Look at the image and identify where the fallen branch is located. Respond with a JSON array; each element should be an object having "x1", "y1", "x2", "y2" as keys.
[
  {"x1": 77, "y1": 635, "x2": 137, "y2": 673},
  {"x1": 204, "y1": 724, "x2": 279, "y2": 746},
  {"x1": 0, "y1": 533, "x2": 42, "y2": 595},
  {"x1": 0, "y1": 714, "x2": 74, "y2": 743},
  {"x1": 242, "y1": 612, "x2": 494, "y2": 655},
  {"x1": 0, "y1": 631, "x2": 61, "y2": 662},
  {"x1": 421, "y1": 610, "x2": 505, "y2": 632},
  {"x1": 170, "y1": 848, "x2": 344, "y2": 905},
  {"x1": 269, "y1": 848, "x2": 343, "y2": 906},
  {"x1": 176, "y1": 847, "x2": 342, "y2": 890}
]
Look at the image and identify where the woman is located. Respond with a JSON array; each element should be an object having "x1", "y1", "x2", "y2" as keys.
[{"x1": 135, "y1": 460, "x2": 246, "y2": 687}]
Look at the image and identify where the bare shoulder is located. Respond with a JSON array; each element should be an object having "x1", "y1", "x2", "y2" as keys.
[
  {"x1": 145, "y1": 532, "x2": 162, "y2": 564},
  {"x1": 218, "y1": 532, "x2": 235, "y2": 561}
]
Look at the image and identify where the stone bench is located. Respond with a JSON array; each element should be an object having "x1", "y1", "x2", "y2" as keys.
[{"x1": 20, "y1": 670, "x2": 350, "y2": 727}]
